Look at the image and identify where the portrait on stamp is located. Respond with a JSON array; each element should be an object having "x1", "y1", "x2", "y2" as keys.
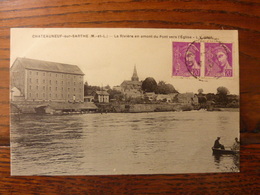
[
  {"x1": 205, "y1": 43, "x2": 233, "y2": 77},
  {"x1": 172, "y1": 42, "x2": 201, "y2": 77}
]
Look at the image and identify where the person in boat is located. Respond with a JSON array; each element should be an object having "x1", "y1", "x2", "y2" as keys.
[
  {"x1": 231, "y1": 137, "x2": 240, "y2": 150},
  {"x1": 213, "y1": 137, "x2": 225, "y2": 149}
]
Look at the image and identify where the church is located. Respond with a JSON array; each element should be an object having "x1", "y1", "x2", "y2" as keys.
[{"x1": 120, "y1": 66, "x2": 143, "y2": 99}]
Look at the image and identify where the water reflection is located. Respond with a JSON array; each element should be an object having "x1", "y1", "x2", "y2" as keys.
[{"x1": 213, "y1": 153, "x2": 239, "y2": 172}]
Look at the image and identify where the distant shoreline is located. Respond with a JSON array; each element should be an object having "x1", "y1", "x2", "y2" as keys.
[{"x1": 218, "y1": 108, "x2": 239, "y2": 112}]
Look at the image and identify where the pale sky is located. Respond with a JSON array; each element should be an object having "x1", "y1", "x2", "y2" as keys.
[{"x1": 11, "y1": 28, "x2": 239, "y2": 94}]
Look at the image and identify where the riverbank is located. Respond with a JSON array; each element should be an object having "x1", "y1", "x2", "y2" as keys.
[
  {"x1": 219, "y1": 108, "x2": 239, "y2": 112},
  {"x1": 11, "y1": 101, "x2": 239, "y2": 114}
]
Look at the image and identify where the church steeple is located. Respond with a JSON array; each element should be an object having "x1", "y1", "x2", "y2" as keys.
[{"x1": 131, "y1": 66, "x2": 139, "y2": 81}]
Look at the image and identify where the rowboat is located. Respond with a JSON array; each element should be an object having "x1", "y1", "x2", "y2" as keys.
[{"x1": 212, "y1": 147, "x2": 239, "y2": 155}]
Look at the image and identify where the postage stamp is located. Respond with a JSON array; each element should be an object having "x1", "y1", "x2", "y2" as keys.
[
  {"x1": 205, "y1": 43, "x2": 233, "y2": 78},
  {"x1": 172, "y1": 42, "x2": 201, "y2": 77}
]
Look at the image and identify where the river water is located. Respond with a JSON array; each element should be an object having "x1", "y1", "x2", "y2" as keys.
[{"x1": 11, "y1": 111, "x2": 239, "y2": 175}]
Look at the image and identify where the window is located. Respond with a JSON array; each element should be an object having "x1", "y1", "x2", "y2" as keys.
[
  {"x1": 56, "y1": 74, "x2": 57, "y2": 77},
  {"x1": 29, "y1": 85, "x2": 31, "y2": 90},
  {"x1": 55, "y1": 87, "x2": 57, "y2": 91},
  {"x1": 62, "y1": 81, "x2": 63, "y2": 85},
  {"x1": 55, "y1": 94, "x2": 57, "y2": 98},
  {"x1": 29, "y1": 93, "x2": 31, "y2": 97},
  {"x1": 36, "y1": 86, "x2": 38, "y2": 90},
  {"x1": 36, "y1": 79, "x2": 38, "y2": 84},
  {"x1": 36, "y1": 72, "x2": 38, "y2": 75},
  {"x1": 62, "y1": 87, "x2": 63, "y2": 91},
  {"x1": 29, "y1": 71, "x2": 32, "y2": 75},
  {"x1": 36, "y1": 93, "x2": 38, "y2": 98},
  {"x1": 49, "y1": 94, "x2": 51, "y2": 97},
  {"x1": 56, "y1": 81, "x2": 57, "y2": 84},
  {"x1": 29, "y1": 78, "x2": 32, "y2": 83},
  {"x1": 68, "y1": 88, "x2": 70, "y2": 91},
  {"x1": 43, "y1": 72, "x2": 45, "y2": 76},
  {"x1": 74, "y1": 88, "x2": 75, "y2": 92},
  {"x1": 43, "y1": 86, "x2": 45, "y2": 90},
  {"x1": 43, "y1": 79, "x2": 45, "y2": 83},
  {"x1": 74, "y1": 82, "x2": 75, "y2": 86},
  {"x1": 43, "y1": 93, "x2": 45, "y2": 97},
  {"x1": 49, "y1": 87, "x2": 51, "y2": 90}
]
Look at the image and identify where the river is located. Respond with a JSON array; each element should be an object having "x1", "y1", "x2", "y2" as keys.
[{"x1": 11, "y1": 111, "x2": 239, "y2": 175}]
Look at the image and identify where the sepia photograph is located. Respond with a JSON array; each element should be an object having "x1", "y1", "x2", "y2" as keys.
[{"x1": 10, "y1": 28, "x2": 240, "y2": 175}]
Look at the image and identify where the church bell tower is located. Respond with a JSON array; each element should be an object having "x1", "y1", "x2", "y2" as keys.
[{"x1": 131, "y1": 66, "x2": 139, "y2": 81}]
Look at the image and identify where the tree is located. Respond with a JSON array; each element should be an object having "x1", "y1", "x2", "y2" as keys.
[
  {"x1": 156, "y1": 81, "x2": 178, "y2": 94},
  {"x1": 216, "y1": 86, "x2": 230, "y2": 106},
  {"x1": 166, "y1": 84, "x2": 177, "y2": 93},
  {"x1": 206, "y1": 93, "x2": 215, "y2": 101},
  {"x1": 141, "y1": 77, "x2": 157, "y2": 92},
  {"x1": 217, "y1": 86, "x2": 230, "y2": 96},
  {"x1": 104, "y1": 85, "x2": 111, "y2": 90},
  {"x1": 84, "y1": 82, "x2": 89, "y2": 96},
  {"x1": 198, "y1": 96, "x2": 207, "y2": 104},
  {"x1": 84, "y1": 82, "x2": 101, "y2": 96},
  {"x1": 198, "y1": 88, "x2": 203, "y2": 94},
  {"x1": 107, "y1": 89, "x2": 124, "y2": 101}
]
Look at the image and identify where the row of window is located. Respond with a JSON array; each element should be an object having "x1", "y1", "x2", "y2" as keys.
[
  {"x1": 29, "y1": 85, "x2": 82, "y2": 92},
  {"x1": 29, "y1": 71, "x2": 82, "y2": 80},
  {"x1": 28, "y1": 93, "x2": 82, "y2": 99},
  {"x1": 29, "y1": 78, "x2": 83, "y2": 85}
]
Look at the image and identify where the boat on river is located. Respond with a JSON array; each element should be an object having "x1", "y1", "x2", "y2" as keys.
[{"x1": 212, "y1": 147, "x2": 239, "y2": 155}]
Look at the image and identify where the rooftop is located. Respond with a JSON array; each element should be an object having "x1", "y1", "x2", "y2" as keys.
[
  {"x1": 12, "y1": 57, "x2": 84, "y2": 75},
  {"x1": 95, "y1": 91, "x2": 109, "y2": 96}
]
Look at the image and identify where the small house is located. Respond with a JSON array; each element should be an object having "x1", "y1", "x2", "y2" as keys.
[
  {"x1": 144, "y1": 92, "x2": 157, "y2": 102},
  {"x1": 93, "y1": 91, "x2": 109, "y2": 103}
]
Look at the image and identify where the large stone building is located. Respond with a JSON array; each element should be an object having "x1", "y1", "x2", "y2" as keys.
[
  {"x1": 11, "y1": 58, "x2": 84, "y2": 102},
  {"x1": 120, "y1": 66, "x2": 142, "y2": 98}
]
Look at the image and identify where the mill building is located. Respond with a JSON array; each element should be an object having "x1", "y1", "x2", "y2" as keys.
[{"x1": 11, "y1": 58, "x2": 84, "y2": 102}]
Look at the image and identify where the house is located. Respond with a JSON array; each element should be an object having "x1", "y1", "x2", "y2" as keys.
[
  {"x1": 93, "y1": 90, "x2": 109, "y2": 103},
  {"x1": 144, "y1": 92, "x2": 157, "y2": 101},
  {"x1": 11, "y1": 87, "x2": 22, "y2": 101},
  {"x1": 156, "y1": 93, "x2": 178, "y2": 103},
  {"x1": 156, "y1": 94, "x2": 170, "y2": 102},
  {"x1": 175, "y1": 93, "x2": 199, "y2": 105},
  {"x1": 10, "y1": 58, "x2": 84, "y2": 102}
]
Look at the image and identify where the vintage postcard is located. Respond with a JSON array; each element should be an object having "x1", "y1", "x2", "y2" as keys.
[{"x1": 10, "y1": 28, "x2": 239, "y2": 175}]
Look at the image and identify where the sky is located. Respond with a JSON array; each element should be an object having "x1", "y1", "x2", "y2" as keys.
[{"x1": 11, "y1": 28, "x2": 239, "y2": 94}]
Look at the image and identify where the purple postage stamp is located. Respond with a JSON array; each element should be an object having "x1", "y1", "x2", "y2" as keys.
[
  {"x1": 205, "y1": 43, "x2": 233, "y2": 77},
  {"x1": 172, "y1": 42, "x2": 201, "y2": 77}
]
